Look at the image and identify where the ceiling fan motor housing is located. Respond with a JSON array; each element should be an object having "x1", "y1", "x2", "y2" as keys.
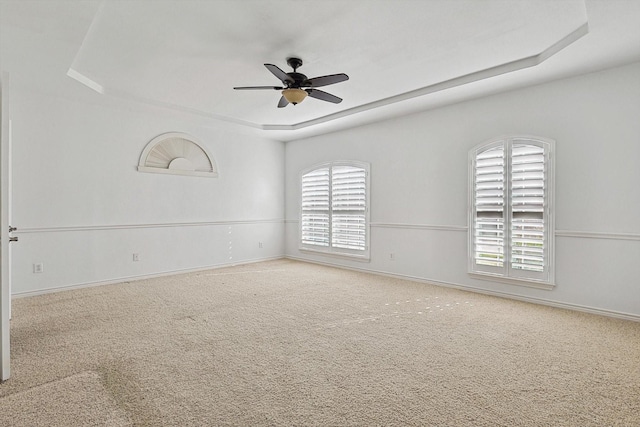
[
  {"x1": 287, "y1": 72, "x2": 308, "y2": 88},
  {"x1": 286, "y1": 58, "x2": 307, "y2": 88}
]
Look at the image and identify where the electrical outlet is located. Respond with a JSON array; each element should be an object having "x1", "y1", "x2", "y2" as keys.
[
  {"x1": 259, "y1": 242, "x2": 263, "y2": 248},
  {"x1": 33, "y1": 263, "x2": 44, "y2": 273},
  {"x1": 389, "y1": 253, "x2": 395, "y2": 261},
  {"x1": 133, "y1": 253, "x2": 140, "y2": 262}
]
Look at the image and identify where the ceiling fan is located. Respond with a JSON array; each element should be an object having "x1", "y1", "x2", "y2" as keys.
[{"x1": 234, "y1": 57, "x2": 349, "y2": 108}]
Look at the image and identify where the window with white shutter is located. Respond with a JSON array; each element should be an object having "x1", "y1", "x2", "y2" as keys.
[
  {"x1": 301, "y1": 167, "x2": 330, "y2": 247},
  {"x1": 469, "y1": 136, "x2": 554, "y2": 288},
  {"x1": 301, "y1": 162, "x2": 370, "y2": 259}
]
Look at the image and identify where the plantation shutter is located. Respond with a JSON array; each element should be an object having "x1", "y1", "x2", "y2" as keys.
[
  {"x1": 470, "y1": 137, "x2": 553, "y2": 285},
  {"x1": 301, "y1": 168, "x2": 330, "y2": 247},
  {"x1": 331, "y1": 165, "x2": 367, "y2": 251},
  {"x1": 474, "y1": 145, "x2": 505, "y2": 267},
  {"x1": 510, "y1": 143, "x2": 545, "y2": 272}
]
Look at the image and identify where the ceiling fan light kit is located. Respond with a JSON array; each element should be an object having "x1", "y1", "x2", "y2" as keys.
[
  {"x1": 234, "y1": 57, "x2": 349, "y2": 108},
  {"x1": 282, "y1": 88, "x2": 308, "y2": 105}
]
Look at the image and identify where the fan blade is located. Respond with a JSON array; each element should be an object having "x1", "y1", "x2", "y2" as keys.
[
  {"x1": 277, "y1": 96, "x2": 289, "y2": 108},
  {"x1": 234, "y1": 86, "x2": 283, "y2": 90},
  {"x1": 306, "y1": 89, "x2": 342, "y2": 104},
  {"x1": 304, "y1": 73, "x2": 349, "y2": 88},
  {"x1": 265, "y1": 64, "x2": 294, "y2": 84}
]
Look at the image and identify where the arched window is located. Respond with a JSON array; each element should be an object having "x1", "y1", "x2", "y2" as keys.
[
  {"x1": 138, "y1": 132, "x2": 218, "y2": 178},
  {"x1": 300, "y1": 161, "x2": 370, "y2": 259},
  {"x1": 469, "y1": 136, "x2": 554, "y2": 288}
]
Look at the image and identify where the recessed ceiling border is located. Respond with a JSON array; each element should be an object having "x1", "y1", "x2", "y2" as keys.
[
  {"x1": 262, "y1": 22, "x2": 589, "y2": 131},
  {"x1": 66, "y1": 13, "x2": 588, "y2": 133}
]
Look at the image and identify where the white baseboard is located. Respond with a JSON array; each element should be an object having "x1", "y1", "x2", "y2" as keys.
[
  {"x1": 285, "y1": 255, "x2": 640, "y2": 322},
  {"x1": 12, "y1": 256, "x2": 284, "y2": 299},
  {"x1": 15, "y1": 253, "x2": 638, "y2": 323}
]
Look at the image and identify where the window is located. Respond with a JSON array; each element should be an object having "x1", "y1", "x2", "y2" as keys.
[
  {"x1": 469, "y1": 136, "x2": 554, "y2": 288},
  {"x1": 301, "y1": 161, "x2": 370, "y2": 259},
  {"x1": 138, "y1": 132, "x2": 218, "y2": 178}
]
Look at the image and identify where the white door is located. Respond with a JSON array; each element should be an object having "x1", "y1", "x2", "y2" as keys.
[{"x1": 0, "y1": 71, "x2": 12, "y2": 381}]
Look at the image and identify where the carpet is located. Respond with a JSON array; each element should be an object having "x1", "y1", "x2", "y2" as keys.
[
  {"x1": 0, "y1": 371, "x2": 132, "y2": 426},
  {"x1": 1, "y1": 259, "x2": 638, "y2": 426}
]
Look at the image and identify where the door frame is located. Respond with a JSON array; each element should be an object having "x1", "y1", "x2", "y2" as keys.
[{"x1": 1, "y1": 71, "x2": 11, "y2": 381}]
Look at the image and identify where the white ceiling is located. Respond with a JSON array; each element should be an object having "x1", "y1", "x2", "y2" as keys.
[{"x1": 1, "y1": 0, "x2": 640, "y2": 141}]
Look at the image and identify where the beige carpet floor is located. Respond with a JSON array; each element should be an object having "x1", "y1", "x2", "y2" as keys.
[
  {"x1": 0, "y1": 371, "x2": 131, "y2": 426},
  {"x1": 1, "y1": 259, "x2": 638, "y2": 426}
]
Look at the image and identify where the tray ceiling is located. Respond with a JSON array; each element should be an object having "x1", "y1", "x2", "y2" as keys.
[{"x1": 2, "y1": 0, "x2": 640, "y2": 141}]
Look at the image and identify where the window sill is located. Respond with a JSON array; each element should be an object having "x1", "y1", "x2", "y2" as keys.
[
  {"x1": 300, "y1": 247, "x2": 371, "y2": 263},
  {"x1": 469, "y1": 272, "x2": 555, "y2": 290}
]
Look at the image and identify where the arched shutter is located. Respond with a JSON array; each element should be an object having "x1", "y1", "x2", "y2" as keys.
[
  {"x1": 301, "y1": 168, "x2": 330, "y2": 247},
  {"x1": 474, "y1": 145, "x2": 505, "y2": 268},
  {"x1": 510, "y1": 142, "x2": 545, "y2": 273},
  {"x1": 331, "y1": 165, "x2": 367, "y2": 251}
]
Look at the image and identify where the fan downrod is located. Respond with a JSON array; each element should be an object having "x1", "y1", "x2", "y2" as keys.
[{"x1": 287, "y1": 57, "x2": 303, "y2": 72}]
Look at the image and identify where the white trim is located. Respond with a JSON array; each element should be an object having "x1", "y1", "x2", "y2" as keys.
[
  {"x1": 285, "y1": 256, "x2": 640, "y2": 322},
  {"x1": 66, "y1": 69, "x2": 105, "y2": 94},
  {"x1": 371, "y1": 222, "x2": 467, "y2": 232},
  {"x1": 290, "y1": 219, "x2": 640, "y2": 243},
  {"x1": 137, "y1": 166, "x2": 216, "y2": 178},
  {"x1": 1, "y1": 71, "x2": 11, "y2": 380},
  {"x1": 469, "y1": 272, "x2": 555, "y2": 291},
  {"x1": 555, "y1": 230, "x2": 640, "y2": 242},
  {"x1": 13, "y1": 251, "x2": 640, "y2": 322},
  {"x1": 12, "y1": 256, "x2": 283, "y2": 299},
  {"x1": 299, "y1": 248, "x2": 371, "y2": 262},
  {"x1": 13, "y1": 219, "x2": 284, "y2": 234}
]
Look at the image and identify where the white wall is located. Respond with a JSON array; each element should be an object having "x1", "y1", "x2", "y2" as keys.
[
  {"x1": 285, "y1": 61, "x2": 640, "y2": 319},
  {"x1": 11, "y1": 86, "x2": 285, "y2": 295}
]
